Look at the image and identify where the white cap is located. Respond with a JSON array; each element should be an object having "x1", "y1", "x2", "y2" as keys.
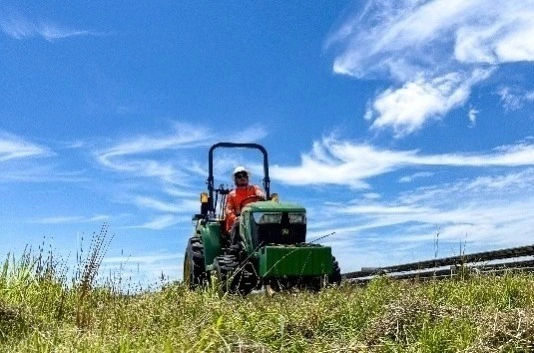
[{"x1": 232, "y1": 166, "x2": 249, "y2": 177}]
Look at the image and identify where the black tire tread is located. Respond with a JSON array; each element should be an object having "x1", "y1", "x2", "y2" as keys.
[{"x1": 184, "y1": 236, "x2": 206, "y2": 289}]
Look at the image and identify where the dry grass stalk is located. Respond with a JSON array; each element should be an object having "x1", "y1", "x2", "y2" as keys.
[{"x1": 75, "y1": 223, "x2": 114, "y2": 329}]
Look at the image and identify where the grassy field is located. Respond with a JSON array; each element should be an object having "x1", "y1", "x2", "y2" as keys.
[{"x1": 2, "y1": 244, "x2": 534, "y2": 353}]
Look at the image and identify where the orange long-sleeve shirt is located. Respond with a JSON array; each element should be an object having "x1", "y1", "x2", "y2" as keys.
[{"x1": 225, "y1": 185, "x2": 265, "y2": 233}]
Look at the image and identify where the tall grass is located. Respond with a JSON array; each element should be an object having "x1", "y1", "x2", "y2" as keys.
[{"x1": 1, "y1": 228, "x2": 534, "y2": 352}]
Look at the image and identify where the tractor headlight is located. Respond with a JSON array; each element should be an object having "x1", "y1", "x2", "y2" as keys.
[
  {"x1": 288, "y1": 212, "x2": 306, "y2": 224},
  {"x1": 253, "y1": 212, "x2": 282, "y2": 224}
]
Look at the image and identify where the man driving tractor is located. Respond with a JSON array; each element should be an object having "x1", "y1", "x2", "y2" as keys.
[
  {"x1": 183, "y1": 143, "x2": 341, "y2": 294},
  {"x1": 225, "y1": 166, "x2": 265, "y2": 233}
]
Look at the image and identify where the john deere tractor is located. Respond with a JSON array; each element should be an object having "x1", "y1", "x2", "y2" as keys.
[{"x1": 183, "y1": 142, "x2": 341, "y2": 294}]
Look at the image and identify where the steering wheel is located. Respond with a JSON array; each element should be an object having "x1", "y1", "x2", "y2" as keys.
[{"x1": 239, "y1": 195, "x2": 265, "y2": 209}]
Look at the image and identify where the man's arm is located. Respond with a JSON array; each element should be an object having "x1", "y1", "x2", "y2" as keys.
[{"x1": 252, "y1": 185, "x2": 265, "y2": 199}]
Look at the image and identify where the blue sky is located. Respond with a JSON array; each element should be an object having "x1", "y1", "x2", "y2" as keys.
[{"x1": 1, "y1": 1, "x2": 534, "y2": 284}]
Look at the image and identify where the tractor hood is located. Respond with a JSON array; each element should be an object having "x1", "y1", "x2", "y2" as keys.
[{"x1": 243, "y1": 200, "x2": 306, "y2": 213}]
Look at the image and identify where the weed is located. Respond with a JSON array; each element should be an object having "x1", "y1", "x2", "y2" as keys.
[
  {"x1": 75, "y1": 223, "x2": 113, "y2": 329},
  {"x1": 2, "y1": 228, "x2": 534, "y2": 351}
]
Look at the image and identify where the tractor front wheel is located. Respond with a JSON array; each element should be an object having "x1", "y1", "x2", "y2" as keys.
[
  {"x1": 183, "y1": 237, "x2": 206, "y2": 289},
  {"x1": 329, "y1": 256, "x2": 342, "y2": 285}
]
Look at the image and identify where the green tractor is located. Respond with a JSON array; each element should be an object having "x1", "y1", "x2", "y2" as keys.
[{"x1": 183, "y1": 142, "x2": 341, "y2": 294}]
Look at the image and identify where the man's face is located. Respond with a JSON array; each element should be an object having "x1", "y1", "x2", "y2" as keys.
[{"x1": 234, "y1": 172, "x2": 249, "y2": 186}]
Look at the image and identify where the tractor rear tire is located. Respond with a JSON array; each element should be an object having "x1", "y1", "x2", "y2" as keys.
[{"x1": 183, "y1": 237, "x2": 206, "y2": 290}]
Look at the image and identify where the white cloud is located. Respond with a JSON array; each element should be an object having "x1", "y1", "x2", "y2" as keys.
[
  {"x1": 95, "y1": 123, "x2": 213, "y2": 185},
  {"x1": 499, "y1": 87, "x2": 522, "y2": 111},
  {"x1": 0, "y1": 166, "x2": 88, "y2": 183},
  {"x1": 399, "y1": 172, "x2": 433, "y2": 183},
  {"x1": 0, "y1": 132, "x2": 52, "y2": 161},
  {"x1": 64, "y1": 140, "x2": 87, "y2": 149},
  {"x1": 124, "y1": 215, "x2": 186, "y2": 230},
  {"x1": 468, "y1": 107, "x2": 479, "y2": 127},
  {"x1": 454, "y1": 4, "x2": 534, "y2": 64},
  {"x1": 34, "y1": 215, "x2": 109, "y2": 224},
  {"x1": 94, "y1": 122, "x2": 270, "y2": 199},
  {"x1": 163, "y1": 186, "x2": 198, "y2": 198},
  {"x1": 271, "y1": 137, "x2": 534, "y2": 187},
  {"x1": 272, "y1": 139, "x2": 411, "y2": 188},
  {"x1": 103, "y1": 252, "x2": 181, "y2": 265},
  {"x1": 133, "y1": 196, "x2": 182, "y2": 213},
  {"x1": 133, "y1": 196, "x2": 198, "y2": 215},
  {"x1": 92, "y1": 122, "x2": 269, "y2": 230},
  {"x1": 97, "y1": 126, "x2": 208, "y2": 164},
  {"x1": 362, "y1": 193, "x2": 381, "y2": 200},
  {"x1": 311, "y1": 168, "x2": 534, "y2": 272},
  {"x1": 329, "y1": 0, "x2": 533, "y2": 77},
  {"x1": 365, "y1": 70, "x2": 492, "y2": 136},
  {"x1": 226, "y1": 124, "x2": 269, "y2": 143},
  {"x1": 0, "y1": 14, "x2": 98, "y2": 41},
  {"x1": 327, "y1": 0, "x2": 534, "y2": 136},
  {"x1": 498, "y1": 87, "x2": 534, "y2": 111}
]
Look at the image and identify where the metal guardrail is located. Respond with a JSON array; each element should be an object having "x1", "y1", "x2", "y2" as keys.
[{"x1": 342, "y1": 244, "x2": 534, "y2": 284}]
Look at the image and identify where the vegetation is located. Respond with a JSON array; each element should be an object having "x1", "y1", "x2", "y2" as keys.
[{"x1": 1, "y1": 229, "x2": 534, "y2": 352}]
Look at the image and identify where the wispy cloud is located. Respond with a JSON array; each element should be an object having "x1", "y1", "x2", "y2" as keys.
[
  {"x1": 92, "y1": 122, "x2": 269, "y2": 230},
  {"x1": 34, "y1": 214, "x2": 109, "y2": 224},
  {"x1": 327, "y1": 0, "x2": 534, "y2": 136},
  {"x1": 132, "y1": 196, "x2": 199, "y2": 215},
  {"x1": 94, "y1": 122, "x2": 268, "y2": 192},
  {"x1": 498, "y1": 87, "x2": 534, "y2": 112},
  {"x1": 0, "y1": 132, "x2": 52, "y2": 161},
  {"x1": 95, "y1": 122, "x2": 213, "y2": 185},
  {"x1": 98, "y1": 123, "x2": 212, "y2": 160},
  {"x1": 0, "y1": 167, "x2": 88, "y2": 183},
  {"x1": 399, "y1": 172, "x2": 433, "y2": 183},
  {"x1": 1, "y1": 14, "x2": 99, "y2": 41},
  {"x1": 328, "y1": 0, "x2": 534, "y2": 77},
  {"x1": 103, "y1": 252, "x2": 182, "y2": 265},
  {"x1": 310, "y1": 168, "x2": 534, "y2": 270},
  {"x1": 95, "y1": 122, "x2": 268, "y2": 177},
  {"x1": 225, "y1": 124, "x2": 269, "y2": 143},
  {"x1": 0, "y1": 132, "x2": 92, "y2": 183},
  {"x1": 123, "y1": 215, "x2": 188, "y2": 230},
  {"x1": 133, "y1": 196, "x2": 182, "y2": 213},
  {"x1": 271, "y1": 137, "x2": 534, "y2": 187}
]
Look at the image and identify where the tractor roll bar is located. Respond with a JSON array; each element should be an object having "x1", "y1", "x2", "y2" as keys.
[{"x1": 207, "y1": 142, "x2": 271, "y2": 212}]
